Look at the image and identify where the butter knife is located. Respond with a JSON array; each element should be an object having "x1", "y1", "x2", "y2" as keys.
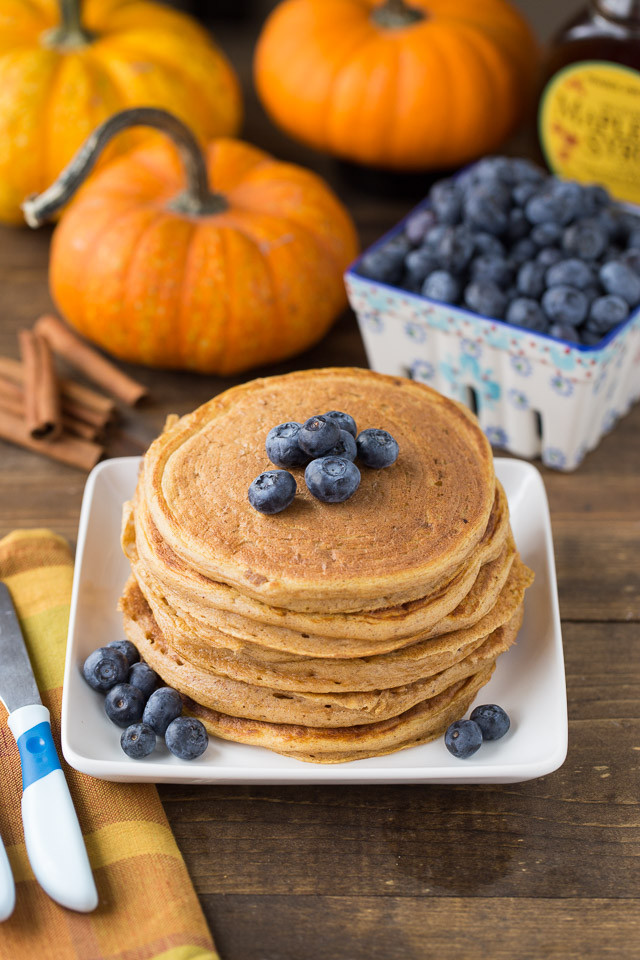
[{"x1": 0, "y1": 582, "x2": 97, "y2": 912}]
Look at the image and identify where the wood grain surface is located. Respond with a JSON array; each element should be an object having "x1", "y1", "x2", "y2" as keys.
[{"x1": 0, "y1": 4, "x2": 638, "y2": 959}]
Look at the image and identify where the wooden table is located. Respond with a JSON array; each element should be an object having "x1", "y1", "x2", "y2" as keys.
[{"x1": 1, "y1": 7, "x2": 639, "y2": 959}]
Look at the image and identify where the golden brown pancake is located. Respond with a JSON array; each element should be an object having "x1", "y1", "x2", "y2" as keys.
[
  {"x1": 139, "y1": 368, "x2": 495, "y2": 613},
  {"x1": 133, "y1": 553, "x2": 530, "y2": 687},
  {"x1": 183, "y1": 669, "x2": 494, "y2": 763},
  {"x1": 120, "y1": 576, "x2": 521, "y2": 727},
  {"x1": 123, "y1": 479, "x2": 512, "y2": 647}
]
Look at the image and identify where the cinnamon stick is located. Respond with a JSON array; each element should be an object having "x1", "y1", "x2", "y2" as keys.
[
  {"x1": 0, "y1": 408, "x2": 103, "y2": 470},
  {"x1": 18, "y1": 329, "x2": 62, "y2": 441},
  {"x1": 0, "y1": 356, "x2": 115, "y2": 421},
  {"x1": 0, "y1": 388, "x2": 101, "y2": 441},
  {"x1": 35, "y1": 315, "x2": 148, "y2": 406}
]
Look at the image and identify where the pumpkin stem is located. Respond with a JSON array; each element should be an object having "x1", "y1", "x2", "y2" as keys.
[
  {"x1": 22, "y1": 107, "x2": 227, "y2": 227},
  {"x1": 372, "y1": 0, "x2": 425, "y2": 28},
  {"x1": 43, "y1": 0, "x2": 94, "y2": 49}
]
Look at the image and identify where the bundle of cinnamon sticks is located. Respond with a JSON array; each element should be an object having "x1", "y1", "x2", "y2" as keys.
[{"x1": 0, "y1": 315, "x2": 147, "y2": 470}]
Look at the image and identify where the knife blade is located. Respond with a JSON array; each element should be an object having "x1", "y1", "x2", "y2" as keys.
[{"x1": 0, "y1": 582, "x2": 98, "y2": 913}]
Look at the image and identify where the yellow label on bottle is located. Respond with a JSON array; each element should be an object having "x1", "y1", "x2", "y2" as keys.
[{"x1": 540, "y1": 61, "x2": 640, "y2": 204}]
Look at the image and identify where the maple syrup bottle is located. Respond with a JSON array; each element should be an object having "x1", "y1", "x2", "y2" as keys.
[{"x1": 539, "y1": 1, "x2": 640, "y2": 204}]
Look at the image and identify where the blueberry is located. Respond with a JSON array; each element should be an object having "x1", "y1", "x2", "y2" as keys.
[
  {"x1": 107, "y1": 640, "x2": 139, "y2": 667},
  {"x1": 512, "y1": 181, "x2": 538, "y2": 207},
  {"x1": 506, "y1": 298, "x2": 548, "y2": 333},
  {"x1": 265, "y1": 422, "x2": 308, "y2": 467},
  {"x1": 506, "y1": 207, "x2": 530, "y2": 241},
  {"x1": 531, "y1": 222, "x2": 563, "y2": 247},
  {"x1": 536, "y1": 247, "x2": 563, "y2": 268},
  {"x1": 582, "y1": 183, "x2": 610, "y2": 214},
  {"x1": 404, "y1": 207, "x2": 436, "y2": 246},
  {"x1": 581, "y1": 328, "x2": 604, "y2": 346},
  {"x1": 546, "y1": 258, "x2": 595, "y2": 289},
  {"x1": 508, "y1": 158, "x2": 546, "y2": 184},
  {"x1": 470, "y1": 704, "x2": 511, "y2": 741},
  {"x1": 324, "y1": 410, "x2": 357, "y2": 438},
  {"x1": 602, "y1": 244, "x2": 624, "y2": 263},
  {"x1": 463, "y1": 281, "x2": 507, "y2": 319},
  {"x1": 473, "y1": 232, "x2": 506, "y2": 258},
  {"x1": 620, "y1": 248, "x2": 640, "y2": 274},
  {"x1": 403, "y1": 246, "x2": 439, "y2": 286},
  {"x1": 588, "y1": 295, "x2": 630, "y2": 333},
  {"x1": 165, "y1": 716, "x2": 209, "y2": 760},
  {"x1": 305, "y1": 457, "x2": 361, "y2": 503},
  {"x1": 120, "y1": 722, "x2": 156, "y2": 759},
  {"x1": 356, "y1": 428, "x2": 399, "y2": 469},
  {"x1": 299, "y1": 415, "x2": 341, "y2": 457},
  {"x1": 128, "y1": 661, "x2": 159, "y2": 700},
  {"x1": 464, "y1": 186, "x2": 510, "y2": 235},
  {"x1": 422, "y1": 269, "x2": 460, "y2": 304},
  {"x1": 597, "y1": 207, "x2": 627, "y2": 241},
  {"x1": 429, "y1": 179, "x2": 462, "y2": 224},
  {"x1": 326, "y1": 429, "x2": 357, "y2": 461},
  {"x1": 509, "y1": 238, "x2": 537, "y2": 268},
  {"x1": 248, "y1": 471, "x2": 296, "y2": 515},
  {"x1": 525, "y1": 182, "x2": 580, "y2": 226},
  {"x1": 444, "y1": 719, "x2": 483, "y2": 759},
  {"x1": 82, "y1": 647, "x2": 128, "y2": 692},
  {"x1": 143, "y1": 686, "x2": 183, "y2": 736},
  {"x1": 434, "y1": 225, "x2": 475, "y2": 273},
  {"x1": 550, "y1": 323, "x2": 581, "y2": 343},
  {"x1": 562, "y1": 220, "x2": 607, "y2": 260},
  {"x1": 628, "y1": 230, "x2": 640, "y2": 250},
  {"x1": 423, "y1": 224, "x2": 450, "y2": 253},
  {"x1": 542, "y1": 285, "x2": 589, "y2": 326},
  {"x1": 105, "y1": 682, "x2": 146, "y2": 728},
  {"x1": 470, "y1": 255, "x2": 513, "y2": 288},
  {"x1": 517, "y1": 261, "x2": 547, "y2": 298},
  {"x1": 599, "y1": 260, "x2": 640, "y2": 306},
  {"x1": 358, "y1": 236, "x2": 408, "y2": 284}
]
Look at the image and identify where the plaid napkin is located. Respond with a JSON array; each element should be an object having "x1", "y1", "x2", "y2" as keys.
[{"x1": 0, "y1": 529, "x2": 219, "y2": 960}]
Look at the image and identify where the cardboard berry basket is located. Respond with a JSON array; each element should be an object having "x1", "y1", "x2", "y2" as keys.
[{"x1": 345, "y1": 202, "x2": 640, "y2": 472}]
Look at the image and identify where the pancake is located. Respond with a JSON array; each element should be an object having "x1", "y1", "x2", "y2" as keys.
[
  {"x1": 134, "y1": 558, "x2": 530, "y2": 691},
  {"x1": 121, "y1": 577, "x2": 520, "y2": 728},
  {"x1": 183, "y1": 669, "x2": 494, "y2": 763},
  {"x1": 123, "y1": 479, "x2": 512, "y2": 647},
  {"x1": 139, "y1": 368, "x2": 495, "y2": 613}
]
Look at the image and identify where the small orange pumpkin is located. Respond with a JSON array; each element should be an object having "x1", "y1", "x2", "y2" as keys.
[
  {"x1": 0, "y1": 0, "x2": 242, "y2": 224},
  {"x1": 24, "y1": 109, "x2": 359, "y2": 376},
  {"x1": 255, "y1": 0, "x2": 539, "y2": 171}
]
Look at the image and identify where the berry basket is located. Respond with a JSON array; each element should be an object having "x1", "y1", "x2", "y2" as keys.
[{"x1": 345, "y1": 202, "x2": 640, "y2": 472}]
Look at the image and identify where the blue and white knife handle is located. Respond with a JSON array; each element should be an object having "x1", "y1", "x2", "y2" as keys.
[
  {"x1": 0, "y1": 832, "x2": 15, "y2": 921},
  {"x1": 7, "y1": 704, "x2": 98, "y2": 913}
]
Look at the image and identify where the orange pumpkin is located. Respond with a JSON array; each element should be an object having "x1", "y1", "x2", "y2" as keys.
[
  {"x1": 0, "y1": 0, "x2": 242, "y2": 224},
  {"x1": 255, "y1": 0, "x2": 539, "y2": 171},
  {"x1": 24, "y1": 109, "x2": 359, "y2": 376}
]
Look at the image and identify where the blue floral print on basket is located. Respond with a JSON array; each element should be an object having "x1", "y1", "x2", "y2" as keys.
[
  {"x1": 461, "y1": 338, "x2": 482, "y2": 359},
  {"x1": 543, "y1": 448, "x2": 567, "y2": 469},
  {"x1": 410, "y1": 360, "x2": 435, "y2": 383},
  {"x1": 550, "y1": 373, "x2": 573, "y2": 397},
  {"x1": 404, "y1": 321, "x2": 427, "y2": 343},
  {"x1": 549, "y1": 345, "x2": 577, "y2": 371},
  {"x1": 485, "y1": 426, "x2": 508, "y2": 447},
  {"x1": 510, "y1": 354, "x2": 532, "y2": 377},
  {"x1": 508, "y1": 388, "x2": 529, "y2": 410},
  {"x1": 362, "y1": 312, "x2": 384, "y2": 334}
]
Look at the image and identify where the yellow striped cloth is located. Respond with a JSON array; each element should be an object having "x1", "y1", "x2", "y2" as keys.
[{"x1": 0, "y1": 529, "x2": 219, "y2": 960}]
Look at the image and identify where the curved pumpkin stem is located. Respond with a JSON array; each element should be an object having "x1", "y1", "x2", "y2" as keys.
[
  {"x1": 43, "y1": 0, "x2": 94, "y2": 49},
  {"x1": 372, "y1": 0, "x2": 425, "y2": 28},
  {"x1": 23, "y1": 107, "x2": 227, "y2": 227}
]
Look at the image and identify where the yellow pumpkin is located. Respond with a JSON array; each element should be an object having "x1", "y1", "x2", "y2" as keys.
[
  {"x1": 255, "y1": 0, "x2": 539, "y2": 171},
  {"x1": 0, "y1": 0, "x2": 242, "y2": 224},
  {"x1": 24, "y1": 108, "x2": 359, "y2": 375}
]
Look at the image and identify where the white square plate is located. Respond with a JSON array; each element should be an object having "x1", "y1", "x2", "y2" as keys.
[{"x1": 62, "y1": 457, "x2": 567, "y2": 784}]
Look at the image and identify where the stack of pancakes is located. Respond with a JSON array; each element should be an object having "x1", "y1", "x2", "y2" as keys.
[{"x1": 120, "y1": 368, "x2": 533, "y2": 763}]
